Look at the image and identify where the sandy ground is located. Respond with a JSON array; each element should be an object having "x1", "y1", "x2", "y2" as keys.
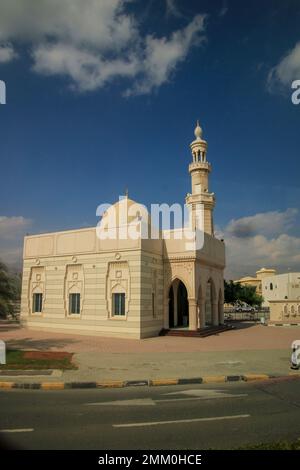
[
  {"x1": 0, "y1": 321, "x2": 299, "y2": 353},
  {"x1": 1, "y1": 321, "x2": 299, "y2": 382}
]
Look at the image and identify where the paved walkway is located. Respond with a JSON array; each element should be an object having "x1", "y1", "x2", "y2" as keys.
[{"x1": 0, "y1": 321, "x2": 299, "y2": 383}]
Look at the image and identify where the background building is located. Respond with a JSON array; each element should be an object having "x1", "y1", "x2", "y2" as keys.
[
  {"x1": 235, "y1": 268, "x2": 276, "y2": 300},
  {"x1": 262, "y1": 272, "x2": 300, "y2": 302}
]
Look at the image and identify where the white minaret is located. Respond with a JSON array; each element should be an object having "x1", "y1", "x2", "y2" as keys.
[{"x1": 186, "y1": 121, "x2": 215, "y2": 235}]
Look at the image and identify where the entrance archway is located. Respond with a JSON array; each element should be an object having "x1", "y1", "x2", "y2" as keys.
[
  {"x1": 218, "y1": 288, "x2": 224, "y2": 325},
  {"x1": 204, "y1": 278, "x2": 218, "y2": 326},
  {"x1": 168, "y1": 279, "x2": 189, "y2": 328},
  {"x1": 205, "y1": 279, "x2": 213, "y2": 326},
  {"x1": 168, "y1": 285, "x2": 174, "y2": 328}
]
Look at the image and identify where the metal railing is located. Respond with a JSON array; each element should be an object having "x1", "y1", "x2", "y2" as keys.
[{"x1": 224, "y1": 307, "x2": 270, "y2": 322}]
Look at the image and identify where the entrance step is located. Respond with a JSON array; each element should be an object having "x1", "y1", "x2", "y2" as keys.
[{"x1": 159, "y1": 324, "x2": 234, "y2": 338}]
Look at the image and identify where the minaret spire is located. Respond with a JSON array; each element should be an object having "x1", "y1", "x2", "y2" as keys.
[
  {"x1": 194, "y1": 120, "x2": 202, "y2": 140},
  {"x1": 185, "y1": 121, "x2": 215, "y2": 235}
]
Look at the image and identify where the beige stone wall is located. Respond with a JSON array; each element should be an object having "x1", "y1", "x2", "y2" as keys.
[
  {"x1": 21, "y1": 248, "x2": 145, "y2": 339},
  {"x1": 269, "y1": 300, "x2": 300, "y2": 324},
  {"x1": 139, "y1": 252, "x2": 164, "y2": 338},
  {"x1": 21, "y1": 223, "x2": 167, "y2": 339},
  {"x1": 23, "y1": 226, "x2": 141, "y2": 259}
]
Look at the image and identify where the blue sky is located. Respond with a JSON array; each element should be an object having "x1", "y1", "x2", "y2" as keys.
[{"x1": 0, "y1": 0, "x2": 300, "y2": 278}]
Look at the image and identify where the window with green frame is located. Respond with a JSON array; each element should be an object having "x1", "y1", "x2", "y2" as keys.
[
  {"x1": 113, "y1": 293, "x2": 125, "y2": 316},
  {"x1": 32, "y1": 293, "x2": 43, "y2": 313},
  {"x1": 69, "y1": 293, "x2": 80, "y2": 314}
]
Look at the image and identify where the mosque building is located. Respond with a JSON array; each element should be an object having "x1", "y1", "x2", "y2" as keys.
[{"x1": 20, "y1": 122, "x2": 225, "y2": 338}]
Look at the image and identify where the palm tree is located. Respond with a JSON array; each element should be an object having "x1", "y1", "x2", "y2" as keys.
[{"x1": 0, "y1": 260, "x2": 21, "y2": 318}]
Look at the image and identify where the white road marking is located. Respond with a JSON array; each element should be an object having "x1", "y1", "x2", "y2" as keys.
[
  {"x1": 113, "y1": 414, "x2": 250, "y2": 428},
  {"x1": 156, "y1": 394, "x2": 247, "y2": 403},
  {"x1": 215, "y1": 361, "x2": 244, "y2": 366},
  {"x1": 163, "y1": 389, "x2": 248, "y2": 399},
  {"x1": 85, "y1": 389, "x2": 248, "y2": 406},
  {"x1": 85, "y1": 398, "x2": 155, "y2": 406},
  {"x1": 0, "y1": 428, "x2": 34, "y2": 433}
]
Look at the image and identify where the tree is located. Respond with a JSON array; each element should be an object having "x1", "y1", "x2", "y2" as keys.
[
  {"x1": 238, "y1": 284, "x2": 263, "y2": 307},
  {"x1": 0, "y1": 260, "x2": 22, "y2": 319},
  {"x1": 224, "y1": 280, "x2": 263, "y2": 307}
]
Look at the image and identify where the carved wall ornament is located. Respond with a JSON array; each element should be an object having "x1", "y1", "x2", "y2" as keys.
[
  {"x1": 106, "y1": 261, "x2": 130, "y2": 317},
  {"x1": 64, "y1": 264, "x2": 84, "y2": 316}
]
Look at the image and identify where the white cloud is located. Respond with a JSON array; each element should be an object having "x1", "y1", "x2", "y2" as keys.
[
  {"x1": 0, "y1": 0, "x2": 136, "y2": 50},
  {"x1": 0, "y1": 43, "x2": 17, "y2": 63},
  {"x1": 0, "y1": 216, "x2": 32, "y2": 269},
  {"x1": 268, "y1": 42, "x2": 300, "y2": 90},
  {"x1": 165, "y1": 0, "x2": 182, "y2": 18},
  {"x1": 0, "y1": 216, "x2": 31, "y2": 239},
  {"x1": 126, "y1": 15, "x2": 206, "y2": 96},
  {"x1": 0, "y1": 247, "x2": 23, "y2": 269},
  {"x1": 0, "y1": 0, "x2": 206, "y2": 95},
  {"x1": 225, "y1": 208, "x2": 298, "y2": 238},
  {"x1": 218, "y1": 209, "x2": 300, "y2": 279},
  {"x1": 32, "y1": 43, "x2": 140, "y2": 92},
  {"x1": 219, "y1": 6, "x2": 228, "y2": 17}
]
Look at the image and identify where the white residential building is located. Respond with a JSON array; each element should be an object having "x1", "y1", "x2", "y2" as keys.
[{"x1": 262, "y1": 272, "x2": 300, "y2": 306}]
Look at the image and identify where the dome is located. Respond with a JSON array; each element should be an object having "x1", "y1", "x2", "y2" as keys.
[
  {"x1": 256, "y1": 267, "x2": 276, "y2": 275},
  {"x1": 238, "y1": 276, "x2": 257, "y2": 282},
  {"x1": 102, "y1": 197, "x2": 149, "y2": 226}
]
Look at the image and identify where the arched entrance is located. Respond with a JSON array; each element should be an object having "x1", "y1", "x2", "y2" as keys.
[
  {"x1": 168, "y1": 279, "x2": 189, "y2": 328},
  {"x1": 205, "y1": 279, "x2": 213, "y2": 326},
  {"x1": 218, "y1": 288, "x2": 224, "y2": 325}
]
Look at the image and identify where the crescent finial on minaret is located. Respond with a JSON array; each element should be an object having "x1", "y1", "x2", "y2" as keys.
[{"x1": 194, "y1": 120, "x2": 203, "y2": 140}]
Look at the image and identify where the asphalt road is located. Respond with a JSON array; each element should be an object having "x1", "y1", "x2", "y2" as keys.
[{"x1": 0, "y1": 376, "x2": 300, "y2": 450}]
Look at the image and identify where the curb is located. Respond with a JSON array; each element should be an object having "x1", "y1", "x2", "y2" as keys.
[{"x1": 0, "y1": 373, "x2": 294, "y2": 390}]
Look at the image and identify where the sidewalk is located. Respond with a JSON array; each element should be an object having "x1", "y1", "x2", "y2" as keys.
[{"x1": 0, "y1": 321, "x2": 299, "y2": 384}]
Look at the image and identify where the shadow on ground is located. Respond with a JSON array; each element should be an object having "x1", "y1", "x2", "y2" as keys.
[
  {"x1": 0, "y1": 321, "x2": 22, "y2": 333},
  {"x1": 225, "y1": 321, "x2": 261, "y2": 331},
  {"x1": 5, "y1": 337, "x2": 78, "y2": 351}
]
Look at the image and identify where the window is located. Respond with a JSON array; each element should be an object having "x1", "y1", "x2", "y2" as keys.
[
  {"x1": 32, "y1": 293, "x2": 43, "y2": 313},
  {"x1": 69, "y1": 293, "x2": 80, "y2": 314},
  {"x1": 152, "y1": 292, "x2": 155, "y2": 318},
  {"x1": 291, "y1": 305, "x2": 295, "y2": 315},
  {"x1": 113, "y1": 293, "x2": 125, "y2": 316},
  {"x1": 194, "y1": 183, "x2": 201, "y2": 194},
  {"x1": 270, "y1": 283, "x2": 273, "y2": 290}
]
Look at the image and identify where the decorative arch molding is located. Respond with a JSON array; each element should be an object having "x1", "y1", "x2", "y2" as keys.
[
  {"x1": 111, "y1": 282, "x2": 126, "y2": 294},
  {"x1": 106, "y1": 261, "x2": 130, "y2": 318},
  {"x1": 168, "y1": 275, "x2": 193, "y2": 299},
  {"x1": 197, "y1": 273, "x2": 223, "y2": 328},
  {"x1": 198, "y1": 272, "x2": 218, "y2": 302},
  {"x1": 164, "y1": 260, "x2": 195, "y2": 301},
  {"x1": 168, "y1": 278, "x2": 189, "y2": 329},
  {"x1": 64, "y1": 264, "x2": 84, "y2": 316},
  {"x1": 28, "y1": 266, "x2": 45, "y2": 314},
  {"x1": 218, "y1": 287, "x2": 224, "y2": 303},
  {"x1": 218, "y1": 287, "x2": 224, "y2": 325}
]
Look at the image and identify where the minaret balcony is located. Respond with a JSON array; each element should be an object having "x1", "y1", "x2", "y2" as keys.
[
  {"x1": 186, "y1": 192, "x2": 215, "y2": 206},
  {"x1": 189, "y1": 161, "x2": 211, "y2": 173}
]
